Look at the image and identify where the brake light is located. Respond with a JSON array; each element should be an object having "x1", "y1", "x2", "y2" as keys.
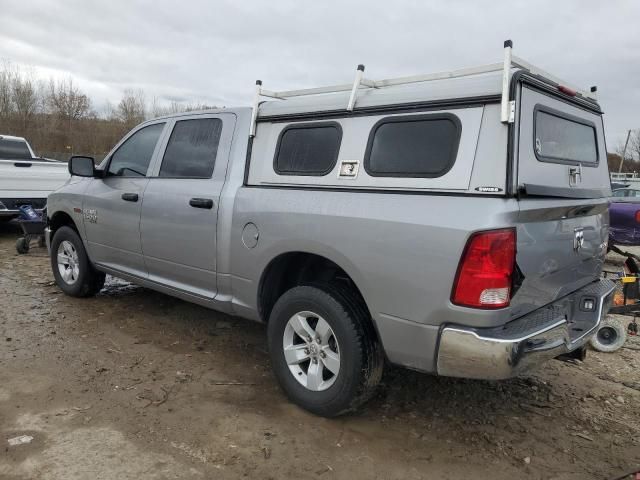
[
  {"x1": 635, "y1": 211, "x2": 640, "y2": 223},
  {"x1": 558, "y1": 85, "x2": 577, "y2": 97},
  {"x1": 452, "y1": 228, "x2": 516, "y2": 309}
]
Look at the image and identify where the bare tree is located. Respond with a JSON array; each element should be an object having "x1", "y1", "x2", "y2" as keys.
[
  {"x1": 12, "y1": 72, "x2": 39, "y2": 130},
  {"x1": 0, "y1": 61, "x2": 15, "y2": 123},
  {"x1": 629, "y1": 129, "x2": 640, "y2": 163},
  {"x1": 117, "y1": 88, "x2": 146, "y2": 127},
  {"x1": 148, "y1": 96, "x2": 218, "y2": 119},
  {"x1": 46, "y1": 78, "x2": 91, "y2": 154},
  {"x1": 48, "y1": 78, "x2": 91, "y2": 121},
  {"x1": 611, "y1": 130, "x2": 640, "y2": 174},
  {"x1": 149, "y1": 98, "x2": 183, "y2": 118},
  {"x1": 0, "y1": 64, "x2": 222, "y2": 159}
]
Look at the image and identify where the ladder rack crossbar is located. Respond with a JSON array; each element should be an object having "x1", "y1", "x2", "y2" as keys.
[
  {"x1": 260, "y1": 62, "x2": 507, "y2": 101},
  {"x1": 361, "y1": 62, "x2": 505, "y2": 89},
  {"x1": 261, "y1": 61, "x2": 594, "y2": 101},
  {"x1": 261, "y1": 83, "x2": 355, "y2": 99}
]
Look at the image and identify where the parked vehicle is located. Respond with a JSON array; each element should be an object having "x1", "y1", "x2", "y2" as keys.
[
  {"x1": 609, "y1": 189, "x2": 640, "y2": 246},
  {"x1": 612, "y1": 187, "x2": 640, "y2": 199},
  {"x1": 611, "y1": 182, "x2": 630, "y2": 191},
  {"x1": 45, "y1": 41, "x2": 615, "y2": 416},
  {"x1": 0, "y1": 135, "x2": 69, "y2": 219}
]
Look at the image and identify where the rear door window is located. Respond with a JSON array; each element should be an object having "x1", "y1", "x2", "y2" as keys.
[
  {"x1": 159, "y1": 118, "x2": 222, "y2": 178},
  {"x1": 274, "y1": 122, "x2": 341, "y2": 176},
  {"x1": 364, "y1": 113, "x2": 461, "y2": 177},
  {"x1": 534, "y1": 107, "x2": 598, "y2": 164},
  {"x1": 108, "y1": 123, "x2": 165, "y2": 177}
]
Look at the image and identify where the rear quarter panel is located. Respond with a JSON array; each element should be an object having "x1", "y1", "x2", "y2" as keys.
[
  {"x1": 230, "y1": 187, "x2": 522, "y2": 328},
  {"x1": 229, "y1": 188, "x2": 524, "y2": 372}
]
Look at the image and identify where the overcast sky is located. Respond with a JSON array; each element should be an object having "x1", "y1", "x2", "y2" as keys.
[{"x1": 1, "y1": 0, "x2": 638, "y2": 148}]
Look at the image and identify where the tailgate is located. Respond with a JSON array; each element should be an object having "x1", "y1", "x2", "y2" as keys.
[
  {"x1": 512, "y1": 197, "x2": 608, "y2": 316},
  {"x1": 0, "y1": 160, "x2": 70, "y2": 197},
  {"x1": 511, "y1": 86, "x2": 610, "y2": 316}
]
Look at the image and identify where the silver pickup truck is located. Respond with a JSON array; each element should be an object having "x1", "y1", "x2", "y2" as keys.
[{"x1": 46, "y1": 42, "x2": 614, "y2": 416}]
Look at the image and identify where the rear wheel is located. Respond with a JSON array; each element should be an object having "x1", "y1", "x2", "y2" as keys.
[
  {"x1": 590, "y1": 317, "x2": 627, "y2": 353},
  {"x1": 267, "y1": 285, "x2": 383, "y2": 417},
  {"x1": 50, "y1": 226, "x2": 105, "y2": 297}
]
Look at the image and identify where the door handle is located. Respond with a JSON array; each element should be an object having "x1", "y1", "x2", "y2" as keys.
[
  {"x1": 189, "y1": 198, "x2": 214, "y2": 209},
  {"x1": 121, "y1": 193, "x2": 139, "y2": 202}
]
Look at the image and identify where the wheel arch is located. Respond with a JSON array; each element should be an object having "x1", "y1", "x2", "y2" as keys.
[
  {"x1": 49, "y1": 210, "x2": 80, "y2": 237},
  {"x1": 257, "y1": 250, "x2": 376, "y2": 330}
]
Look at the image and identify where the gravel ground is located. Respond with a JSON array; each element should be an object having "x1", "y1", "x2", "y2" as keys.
[{"x1": 0, "y1": 225, "x2": 639, "y2": 480}]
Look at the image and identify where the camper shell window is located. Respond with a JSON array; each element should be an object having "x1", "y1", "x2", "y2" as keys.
[{"x1": 533, "y1": 105, "x2": 598, "y2": 166}]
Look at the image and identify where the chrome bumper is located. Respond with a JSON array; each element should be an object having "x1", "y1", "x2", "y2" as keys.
[
  {"x1": 44, "y1": 226, "x2": 52, "y2": 254},
  {"x1": 437, "y1": 279, "x2": 615, "y2": 380}
]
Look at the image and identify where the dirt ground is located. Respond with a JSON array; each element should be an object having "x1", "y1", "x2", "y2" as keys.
[{"x1": 0, "y1": 226, "x2": 639, "y2": 480}]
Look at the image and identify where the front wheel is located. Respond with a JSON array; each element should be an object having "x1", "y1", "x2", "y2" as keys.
[
  {"x1": 50, "y1": 226, "x2": 105, "y2": 297},
  {"x1": 267, "y1": 285, "x2": 383, "y2": 417}
]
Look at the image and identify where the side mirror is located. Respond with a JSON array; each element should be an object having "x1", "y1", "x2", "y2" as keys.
[{"x1": 68, "y1": 156, "x2": 96, "y2": 177}]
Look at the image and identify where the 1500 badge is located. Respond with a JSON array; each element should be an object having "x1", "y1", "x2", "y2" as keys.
[{"x1": 83, "y1": 208, "x2": 98, "y2": 223}]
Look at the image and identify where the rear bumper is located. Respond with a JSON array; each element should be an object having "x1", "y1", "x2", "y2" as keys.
[
  {"x1": 0, "y1": 198, "x2": 46, "y2": 217},
  {"x1": 0, "y1": 198, "x2": 47, "y2": 213},
  {"x1": 436, "y1": 279, "x2": 615, "y2": 380}
]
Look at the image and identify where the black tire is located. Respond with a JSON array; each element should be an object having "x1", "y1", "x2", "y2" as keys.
[
  {"x1": 16, "y1": 237, "x2": 29, "y2": 254},
  {"x1": 50, "y1": 226, "x2": 105, "y2": 297},
  {"x1": 267, "y1": 284, "x2": 383, "y2": 417},
  {"x1": 590, "y1": 317, "x2": 627, "y2": 353}
]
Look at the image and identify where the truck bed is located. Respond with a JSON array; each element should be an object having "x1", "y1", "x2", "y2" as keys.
[{"x1": 0, "y1": 159, "x2": 70, "y2": 215}]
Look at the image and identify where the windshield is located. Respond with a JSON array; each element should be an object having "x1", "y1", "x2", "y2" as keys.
[{"x1": 0, "y1": 139, "x2": 33, "y2": 160}]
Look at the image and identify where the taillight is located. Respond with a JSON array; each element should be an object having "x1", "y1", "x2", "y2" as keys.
[
  {"x1": 635, "y1": 211, "x2": 640, "y2": 223},
  {"x1": 452, "y1": 228, "x2": 516, "y2": 309}
]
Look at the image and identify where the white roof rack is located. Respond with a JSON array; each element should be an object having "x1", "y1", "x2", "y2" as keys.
[{"x1": 249, "y1": 40, "x2": 597, "y2": 137}]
